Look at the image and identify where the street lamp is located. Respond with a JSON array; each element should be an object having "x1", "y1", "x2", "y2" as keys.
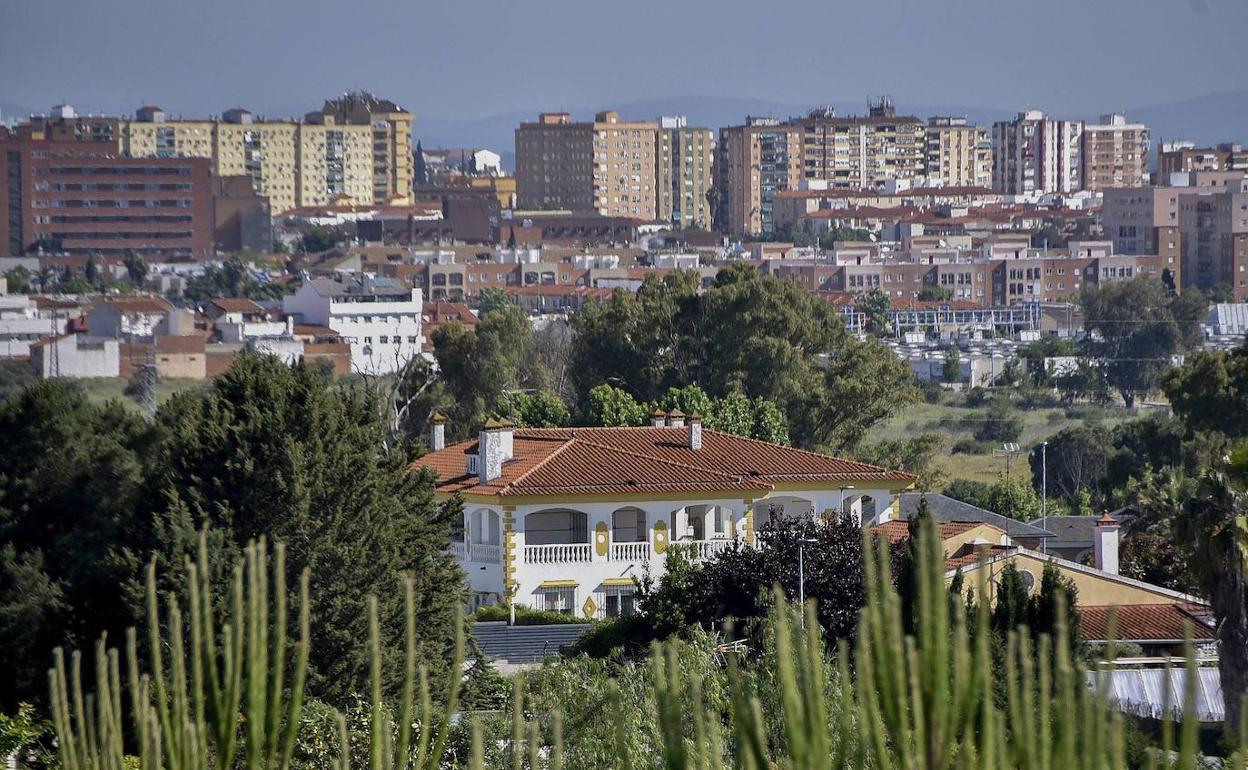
[
  {"x1": 798, "y1": 535, "x2": 819, "y2": 629},
  {"x1": 839, "y1": 485, "x2": 856, "y2": 518},
  {"x1": 1041, "y1": 441, "x2": 1048, "y2": 556}
]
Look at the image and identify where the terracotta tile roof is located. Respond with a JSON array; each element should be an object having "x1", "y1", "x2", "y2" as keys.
[
  {"x1": 419, "y1": 426, "x2": 912, "y2": 499},
  {"x1": 872, "y1": 519, "x2": 985, "y2": 545},
  {"x1": 155, "y1": 335, "x2": 205, "y2": 354},
  {"x1": 1079, "y1": 604, "x2": 1214, "y2": 643},
  {"x1": 97, "y1": 295, "x2": 173, "y2": 313},
  {"x1": 208, "y1": 298, "x2": 266, "y2": 314},
  {"x1": 944, "y1": 545, "x2": 1016, "y2": 570}
]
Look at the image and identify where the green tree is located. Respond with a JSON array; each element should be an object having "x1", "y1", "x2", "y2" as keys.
[
  {"x1": 298, "y1": 226, "x2": 338, "y2": 254},
  {"x1": 149, "y1": 354, "x2": 464, "y2": 704},
  {"x1": 1080, "y1": 276, "x2": 1207, "y2": 407},
  {"x1": 584, "y1": 384, "x2": 648, "y2": 427},
  {"x1": 0, "y1": 382, "x2": 150, "y2": 709},
  {"x1": 570, "y1": 269, "x2": 916, "y2": 449},
  {"x1": 1207, "y1": 283, "x2": 1236, "y2": 304},
  {"x1": 974, "y1": 397, "x2": 1023, "y2": 444},
  {"x1": 853, "y1": 433, "x2": 946, "y2": 491},
  {"x1": 124, "y1": 251, "x2": 148, "y2": 287},
  {"x1": 476, "y1": 286, "x2": 510, "y2": 318},
  {"x1": 414, "y1": 139, "x2": 429, "y2": 184},
  {"x1": 1029, "y1": 425, "x2": 1112, "y2": 508},
  {"x1": 942, "y1": 347, "x2": 962, "y2": 383},
  {"x1": 509, "y1": 390, "x2": 570, "y2": 427},
  {"x1": 853, "y1": 287, "x2": 891, "y2": 335},
  {"x1": 1172, "y1": 445, "x2": 1248, "y2": 741},
  {"x1": 4, "y1": 266, "x2": 32, "y2": 294},
  {"x1": 182, "y1": 256, "x2": 290, "y2": 302},
  {"x1": 1162, "y1": 342, "x2": 1248, "y2": 438},
  {"x1": 918, "y1": 285, "x2": 954, "y2": 302}
]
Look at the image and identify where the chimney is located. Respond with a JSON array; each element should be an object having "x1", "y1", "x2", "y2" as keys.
[
  {"x1": 687, "y1": 413, "x2": 703, "y2": 450},
  {"x1": 667, "y1": 409, "x2": 685, "y2": 428},
  {"x1": 1093, "y1": 511, "x2": 1119, "y2": 575},
  {"x1": 478, "y1": 418, "x2": 514, "y2": 484},
  {"x1": 650, "y1": 409, "x2": 667, "y2": 428},
  {"x1": 429, "y1": 413, "x2": 445, "y2": 452}
]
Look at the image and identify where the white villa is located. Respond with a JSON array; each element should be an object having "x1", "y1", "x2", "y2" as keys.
[
  {"x1": 283, "y1": 276, "x2": 422, "y2": 375},
  {"x1": 418, "y1": 411, "x2": 914, "y2": 619}
]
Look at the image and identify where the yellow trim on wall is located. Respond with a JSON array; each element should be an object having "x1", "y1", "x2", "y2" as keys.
[
  {"x1": 502, "y1": 509, "x2": 518, "y2": 601},
  {"x1": 599, "y1": 577, "x2": 638, "y2": 587},
  {"x1": 539, "y1": 579, "x2": 579, "y2": 589}
]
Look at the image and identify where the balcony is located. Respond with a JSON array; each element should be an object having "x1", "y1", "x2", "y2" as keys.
[
  {"x1": 684, "y1": 539, "x2": 736, "y2": 561},
  {"x1": 524, "y1": 544, "x2": 592, "y2": 564},
  {"x1": 470, "y1": 543, "x2": 502, "y2": 564},
  {"x1": 610, "y1": 541, "x2": 652, "y2": 562}
]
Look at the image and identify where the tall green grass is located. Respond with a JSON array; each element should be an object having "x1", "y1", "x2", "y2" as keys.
[{"x1": 46, "y1": 525, "x2": 1246, "y2": 769}]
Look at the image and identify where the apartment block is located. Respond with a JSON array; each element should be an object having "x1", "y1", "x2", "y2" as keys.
[
  {"x1": 1101, "y1": 186, "x2": 1182, "y2": 272},
  {"x1": 924, "y1": 117, "x2": 992, "y2": 188},
  {"x1": 315, "y1": 92, "x2": 415, "y2": 204},
  {"x1": 1157, "y1": 141, "x2": 1248, "y2": 177},
  {"x1": 515, "y1": 111, "x2": 658, "y2": 219},
  {"x1": 992, "y1": 110, "x2": 1084, "y2": 195},
  {"x1": 793, "y1": 99, "x2": 925, "y2": 189},
  {"x1": 1, "y1": 134, "x2": 215, "y2": 259},
  {"x1": 714, "y1": 117, "x2": 802, "y2": 236},
  {"x1": 656, "y1": 116, "x2": 714, "y2": 229},
  {"x1": 1178, "y1": 177, "x2": 1248, "y2": 299},
  {"x1": 1081, "y1": 114, "x2": 1149, "y2": 190}
]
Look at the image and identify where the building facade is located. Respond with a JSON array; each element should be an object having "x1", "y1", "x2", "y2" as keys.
[
  {"x1": 1157, "y1": 142, "x2": 1248, "y2": 177},
  {"x1": 793, "y1": 100, "x2": 926, "y2": 189},
  {"x1": 991, "y1": 110, "x2": 1084, "y2": 195},
  {"x1": 714, "y1": 117, "x2": 802, "y2": 236},
  {"x1": 515, "y1": 111, "x2": 659, "y2": 219},
  {"x1": 924, "y1": 116, "x2": 993, "y2": 188},
  {"x1": 315, "y1": 92, "x2": 415, "y2": 204},
  {"x1": 656, "y1": 116, "x2": 714, "y2": 229},
  {"x1": 0, "y1": 135, "x2": 216, "y2": 259},
  {"x1": 1178, "y1": 177, "x2": 1248, "y2": 299},
  {"x1": 420, "y1": 418, "x2": 912, "y2": 614},
  {"x1": 283, "y1": 275, "x2": 423, "y2": 374},
  {"x1": 1080, "y1": 114, "x2": 1149, "y2": 190}
]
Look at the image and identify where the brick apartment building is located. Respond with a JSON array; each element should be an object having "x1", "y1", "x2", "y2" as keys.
[
  {"x1": 1, "y1": 131, "x2": 269, "y2": 258},
  {"x1": 515, "y1": 111, "x2": 659, "y2": 219},
  {"x1": 714, "y1": 117, "x2": 802, "y2": 236},
  {"x1": 1080, "y1": 114, "x2": 1149, "y2": 190}
]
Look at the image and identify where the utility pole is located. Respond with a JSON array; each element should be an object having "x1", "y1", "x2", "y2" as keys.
[{"x1": 1041, "y1": 441, "x2": 1048, "y2": 555}]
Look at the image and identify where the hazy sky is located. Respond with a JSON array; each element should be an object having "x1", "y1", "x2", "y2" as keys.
[{"x1": 2, "y1": 0, "x2": 1246, "y2": 121}]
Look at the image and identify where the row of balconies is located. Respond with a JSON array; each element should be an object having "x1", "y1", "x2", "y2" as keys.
[{"x1": 450, "y1": 538, "x2": 737, "y2": 566}]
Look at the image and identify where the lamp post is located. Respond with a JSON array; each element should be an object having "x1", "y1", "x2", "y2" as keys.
[
  {"x1": 1041, "y1": 440, "x2": 1048, "y2": 556},
  {"x1": 798, "y1": 535, "x2": 819, "y2": 628}
]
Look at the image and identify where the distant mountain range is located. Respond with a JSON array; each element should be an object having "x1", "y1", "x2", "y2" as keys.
[{"x1": 415, "y1": 90, "x2": 1248, "y2": 172}]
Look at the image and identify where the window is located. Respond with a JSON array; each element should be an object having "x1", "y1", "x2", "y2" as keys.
[
  {"x1": 541, "y1": 587, "x2": 576, "y2": 615},
  {"x1": 603, "y1": 586, "x2": 636, "y2": 618}
]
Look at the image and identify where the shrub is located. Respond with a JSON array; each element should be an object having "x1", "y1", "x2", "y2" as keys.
[
  {"x1": 474, "y1": 605, "x2": 588, "y2": 626},
  {"x1": 951, "y1": 437, "x2": 992, "y2": 455}
]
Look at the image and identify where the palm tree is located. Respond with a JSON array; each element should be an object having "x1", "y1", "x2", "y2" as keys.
[{"x1": 1175, "y1": 443, "x2": 1248, "y2": 742}]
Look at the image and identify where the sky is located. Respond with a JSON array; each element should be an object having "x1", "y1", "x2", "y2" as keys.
[{"x1": 2, "y1": 0, "x2": 1246, "y2": 122}]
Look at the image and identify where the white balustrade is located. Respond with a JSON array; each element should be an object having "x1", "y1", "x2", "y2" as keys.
[
  {"x1": 523, "y1": 543, "x2": 593, "y2": 564},
  {"x1": 470, "y1": 543, "x2": 503, "y2": 563},
  {"x1": 687, "y1": 539, "x2": 735, "y2": 561},
  {"x1": 609, "y1": 541, "x2": 652, "y2": 562},
  {"x1": 449, "y1": 542, "x2": 468, "y2": 560}
]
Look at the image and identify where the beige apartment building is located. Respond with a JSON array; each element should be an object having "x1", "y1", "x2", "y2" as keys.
[
  {"x1": 1081, "y1": 114, "x2": 1149, "y2": 190},
  {"x1": 316, "y1": 92, "x2": 414, "y2": 204},
  {"x1": 1157, "y1": 141, "x2": 1248, "y2": 178},
  {"x1": 714, "y1": 117, "x2": 802, "y2": 236},
  {"x1": 656, "y1": 116, "x2": 714, "y2": 229},
  {"x1": 992, "y1": 110, "x2": 1084, "y2": 195},
  {"x1": 924, "y1": 117, "x2": 992, "y2": 188},
  {"x1": 793, "y1": 99, "x2": 926, "y2": 189},
  {"x1": 515, "y1": 111, "x2": 658, "y2": 219}
]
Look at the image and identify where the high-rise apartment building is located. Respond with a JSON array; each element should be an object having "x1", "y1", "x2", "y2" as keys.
[
  {"x1": 1081, "y1": 114, "x2": 1149, "y2": 190},
  {"x1": 656, "y1": 116, "x2": 714, "y2": 229},
  {"x1": 1178, "y1": 176, "x2": 1248, "y2": 299},
  {"x1": 924, "y1": 117, "x2": 992, "y2": 188},
  {"x1": 515, "y1": 111, "x2": 659, "y2": 219},
  {"x1": 1157, "y1": 141, "x2": 1248, "y2": 177},
  {"x1": 793, "y1": 99, "x2": 925, "y2": 189},
  {"x1": 20, "y1": 96, "x2": 411, "y2": 215},
  {"x1": 316, "y1": 92, "x2": 414, "y2": 204},
  {"x1": 991, "y1": 110, "x2": 1084, "y2": 195},
  {"x1": 714, "y1": 117, "x2": 802, "y2": 236},
  {"x1": 1, "y1": 134, "x2": 215, "y2": 259}
]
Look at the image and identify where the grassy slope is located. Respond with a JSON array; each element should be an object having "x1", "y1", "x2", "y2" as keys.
[{"x1": 872, "y1": 396, "x2": 1137, "y2": 485}]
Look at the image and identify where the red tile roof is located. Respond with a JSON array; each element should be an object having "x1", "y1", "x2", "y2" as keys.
[
  {"x1": 944, "y1": 545, "x2": 1015, "y2": 570},
  {"x1": 1079, "y1": 604, "x2": 1214, "y2": 643},
  {"x1": 872, "y1": 519, "x2": 986, "y2": 545},
  {"x1": 208, "y1": 298, "x2": 266, "y2": 314},
  {"x1": 419, "y1": 426, "x2": 913, "y2": 499},
  {"x1": 97, "y1": 295, "x2": 173, "y2": 313}
]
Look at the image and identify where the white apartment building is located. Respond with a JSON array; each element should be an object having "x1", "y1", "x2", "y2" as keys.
[
  {"x1": 992, "y1": 110, "x2": 1084, "y2": 196},
  {"x1": 283, "y1": 276, "x2": 422, "y2": 374},
  {"x1": 30, "y1": 334, "x2": 120, "y2": 378},
  {"x1": 419, "y1": 415, "x2": 913, "y2": 616},
  {"x1": 0, "y1": 286, "x2": 65, "y2": 358}
]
